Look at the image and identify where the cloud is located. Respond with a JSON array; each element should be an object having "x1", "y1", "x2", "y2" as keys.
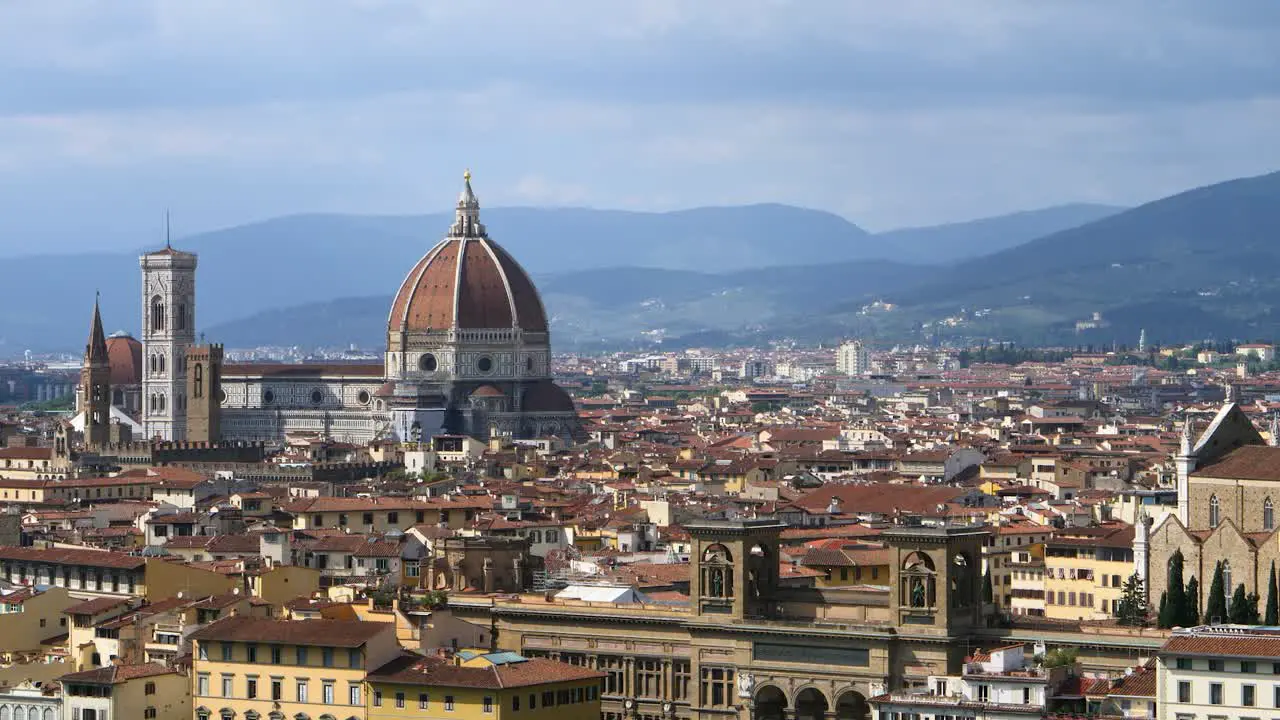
[{"x1": 0, "y1": 1, "x2": 1278, "y2": 251}]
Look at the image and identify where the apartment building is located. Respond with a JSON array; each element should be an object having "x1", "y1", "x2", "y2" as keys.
[
  {"x1": 365, "y1": 650, "x2": 603, "y2": 720},
  {"x1": 1158, "y1": 625, "x2": 1280, "y2": 720},
  {"x1": 1044, "y1": 524, "x2": 1134, "y2": 621},
  {"x1": 59, "y1": 663, "x2": 190, "y2": 720},
  {"x1": 870, "y1": 644, "x2": 1055, "y2": 720},
  {"x1": 189, "y1": 617, "x2": 401, "y2": 720}
]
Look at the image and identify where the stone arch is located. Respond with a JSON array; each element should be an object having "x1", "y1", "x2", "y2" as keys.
[
  {"x1": 835, "y1": 689, "x2": 870, "y2": 720},
  {"x1": 794, "y1": 686, "x2": 830, "y2": 720},
  {"x1": 2, "y1": 706, "x2": 10, "y2": 720},
  {"x1": 754, "y1": 685, "x2": 787, "y2": 720},
  {"x1": 901, "y1": 551, "x2": 936, "y2": 608},
  {"x1": 15, "y1": 705, "x2": 24, "y2": 720},
  {"x1": 950, "y1": 550, "x2": 976, "y2": 609}
]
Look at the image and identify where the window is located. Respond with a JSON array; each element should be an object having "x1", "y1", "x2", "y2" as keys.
[
  {"x1": 199, "y1": 644, "x2": 209, "y2": 661},
  {"x1": 1210, "y1": 660, "x2": 1224, "y2": 672},
  {"x1": 247, "y1": 678, "x2": 258, "y2": 700},
  {"x1": 374, "y1": 690, "x2": 382, "y2": 707},
  {"x1": 1244, "y1": 685, "x2": 1256, "y2": 706},
  {"x1": 145, "y1": 682, "x2": 156, "y2": 695},
  {"x1": 700, "y1": 667, "x2": 735, "y2": 708},
  {"x1": 363, "y1": 513, "x2": 374, "y2": 526},
  {"x1": 388, "y1": 512, "x2": 398, "y2": 524},
  {"x1": 1273, "y1": 685, "x2": 1280, "y2": 708},
  {"x1": 395, "y1": 693, "x2": 405, "y2": 709},
  {"x1": 419, "y1": 694, "x2": 429, "y2": 710},
  {"x1": 322, "y1": 648, "x2": 334, "y2": 667},
  {"x1": 297, "y1": 647, "x2": 309, "y2": 665},
  {"x1": 1244, "y1": 661, "x2": 1258, "y2": 673},
  {"x1": 222, "y1": 643, "x2": 233, "y2": 662},
  {"x1": 1266, "y1": 498, "x2": 1275, "y2": 531},
  {"x1": 1178, "y1": 682, "x2": 1191, "y2": 704},
  {"x1": 636, "y1": 658, "x2": 663, "y2": 698},
  {"x1": 349, "y1": 685, "x2": 362, "y2": 706},
  {"x1": 271, "y1": 679, "x2": 283, "y2": 702},
  {"x1": 976, "y1": 686, "x2": 990, "y2": 702},
  {"x1": 197, "y1": 674, "x2": 210, "y2": 696},
  {"x1": 445, "y1": 696, "x2": 455, "y2": 711},
  {"x1": 271, "y1": 646, "x2": 281, "y2": 664},
  {"x1": 323, "y1": 683, "x2": 334, "y2": 705},
  {"x1": 529, "y1": 694, "x2": 536, "y2": 709},
  {"x1": 1177, "y1": 658, "x2": 1193, "y2": 670},
  {"x1": 542, "y1": 692, "x2": 554, "y2": 708},
  {"x1": 296, "y1": 680, "x2": 308, "y2": 703},
  {"x1": 1210, "y1": 494, "x2": 1221, "y2": 528},
  {"x1": 348, "y1": 649, "x2": 362, "y2": 668},
  {"x1": 247, "y1": 644, "x2": 258, "y2": 663},
  {"x1": 222, "y1": 675, "x2": 233, "y2": 698},
  {"x1": 511, "y1": 696, "x2": 520, "y2": 712},
  {"x1": 1210, "y1": 682, "x2": 1223, "y2": 705},
  {"x1": 145, "y1": 709, "x2": 157, "y2": 720},
  {"x1": 483, "y1": 697, "x2": 493, "y2": 713}
]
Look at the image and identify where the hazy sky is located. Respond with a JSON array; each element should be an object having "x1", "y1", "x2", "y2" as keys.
[{"x1": 2, "y1": 1, "x2": 1279, "y2": 253}]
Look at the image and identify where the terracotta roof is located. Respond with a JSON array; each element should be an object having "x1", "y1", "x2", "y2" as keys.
[
  {"x1": 189, "y1": 616, "x2": 393, "y2": 647},
  {"x1": 794, "y1": 483, "x2": 971, "y2": 516},
  {"x1": 471, "y1": 385, "x2": 505, "y2": 398},
  {"x1": 1162, "y1": 629, "x2": 1280, "y2": 658},
  {"x1": 0, "y1": 447, "x2": 53, "y2": 461},
  {"x1": 59, "y1": 662, "x2": 176, "y2": 685},
  {"x1": 0, "y1": 546, "x2": 145, "y2": 570},
  {"x1": 368, "y1": 652, "x2": 603, "y2": 689},
  {"x1": 1191, "y1": 445, "x2": 1280, "y2": 481},
  {"x1": 64, "y1": 596, "x2": 132, "y2": 616}
]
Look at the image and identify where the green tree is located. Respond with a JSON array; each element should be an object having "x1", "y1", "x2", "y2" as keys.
[
  {"x1": 1266, "y1": 563, "x2": 1278, "y2": 625},
  {"x1": 1184, "y1": 576, "x2": 1201, "y2": 626},
  {"x1": 1042, "y1": 648, "x2": 1078, "y2": 668},
  {"x1": 1157, "y1": 592, "x2": 1169, "y2": 629},
  {"x1": 1115, "y1": 572, "x2": 1149, "y2": 626},
  {"x1": 1229, "y1": 585, "x2": 1258, "y2": 624},
  {"x1": 1168, "y1": 550, "x2": 1188, "y2": 626},
  {"x1": 983, "y1": 568, "x2": 993, "y2": 603},
  {"x1": 1206, "y1": 561, "x2": 1228, "y2": 624}
]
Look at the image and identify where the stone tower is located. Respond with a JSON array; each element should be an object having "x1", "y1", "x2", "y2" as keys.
[
  {"x1": 884, "y1": 522, "x2": 990, "y2": 635},
  {"x1": 79, "y1": 296, "x2": 111, "y2": 450},
  {"x1": 686, "y1": 518, "x2": 785, "y2": 620},
  {"x1": 185, "y1": 343, "x2": 223, "y2": 444},
  {"x1": 140, "y1": 243, "x2": 197, "y2": 441}
]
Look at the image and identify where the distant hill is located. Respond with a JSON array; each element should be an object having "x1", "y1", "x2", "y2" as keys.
[{"x1": 876, "y1": 203, "x2": 1124, "y2": 263}]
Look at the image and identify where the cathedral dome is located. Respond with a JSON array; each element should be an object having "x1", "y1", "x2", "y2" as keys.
[
  {"x1": 106, "y1": 331, "x2": 142, "y2": 386},
  {"x1": 388, "y1": 173, "x2": 548, "y2": 334}
]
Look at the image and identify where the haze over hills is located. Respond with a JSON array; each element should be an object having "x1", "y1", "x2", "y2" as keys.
[
  {"x1": 877, "y1": 203, "x2": 1123, "y2": 264},
  {"x1": 0, "y1": 202, "x2": 1116, "y2": 352}
]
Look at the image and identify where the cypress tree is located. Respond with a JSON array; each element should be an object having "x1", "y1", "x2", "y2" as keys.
[
  {"x1": 983, "y1": 568, "x2": 993, "y2": 603},
  {"x1": 1168, "y1": 550, "x2": 1188, "y2": 625},
  {"x1": 1206, "y1": 561, "x2": 1228, "y2": 624},
  {"x1": 1230, "y1": 585, "x2": 1251, "y2": 624},
  {"x1": 1158, "y1": 591, "x2": 1170, "y2": 628},
  {"x1": 1266, "y1": 563, "x2": 1278, "y2": 625},
  {"x1": 1185, "y1": 576, "x2": 1201, "y2": 626}
]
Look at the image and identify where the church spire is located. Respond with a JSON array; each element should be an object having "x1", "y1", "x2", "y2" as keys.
[
  {"x1": 85, "y1": 292, "x2": 108, "y2": 366},
  {"x1": 1179, "y1": 414, "x2": 1194, "y2": 456},
  {"x1": 448, "y1": 169, "x2": 486, "y2": 238}
]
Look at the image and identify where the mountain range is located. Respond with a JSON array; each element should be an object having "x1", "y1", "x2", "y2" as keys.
[{"x1": 0, "y1": 201, "x2": 1120, "y2": 352}]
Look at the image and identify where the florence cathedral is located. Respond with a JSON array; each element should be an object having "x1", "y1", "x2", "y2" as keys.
[{"x1": 99, "y1": 172, "x2": 579, "y2": 445}]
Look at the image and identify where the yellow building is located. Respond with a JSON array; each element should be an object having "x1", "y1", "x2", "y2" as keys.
[
  {"x1": 366, "y1": 650, "x2": 602, "y2": 720},
  {"x1": 61, "y1": 662, "x2": 191, "y2": 720},
  {"x1": 189, "y1": 617, "x2": 401, "y2": 720},
  {"x1": 1044, "y1": 523, "x2": 1135, "y2": 621},
  {"x1": 0, "y1": 585, "x2": 77, "y2": 659}
]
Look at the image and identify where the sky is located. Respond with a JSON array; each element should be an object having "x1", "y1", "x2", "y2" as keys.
[{"x1": 2, "y1": 0, "x2": 1280, "y2": 254}]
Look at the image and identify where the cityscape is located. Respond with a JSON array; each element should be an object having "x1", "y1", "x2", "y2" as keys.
[{"x1": 2, "y1": 6, "x2": 1280, "y2": 720}]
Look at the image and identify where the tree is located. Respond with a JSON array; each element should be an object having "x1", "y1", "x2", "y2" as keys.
[
  {"x1": 1115, "y1": 572, "x2": 1149, "y2": 626},
  {"x1": 1229, "y1": 585, "x2": 1258, "y2": 624},
  {"x1": 1168, "y1": 550, "x2": 1188, "y2": 626},
  {"x1": 1206, "y1": 561, "x2": 1228, "y2": 624},
  {"x1": 982, "y1": 568, "x2": 993, "y2": 603},
  {"x1": 1184, "y1": 576, "x2": 1201, "y2": 627},
  {"x1": 1042, "y1": 648, "x2": 1078, "y2": 668},
  {"x1": 1158, "y1": 592, "x2": 1170, "y2": 628},
  {"x1": 1266, "y1": 562, "x2": 1278, "y2": 625}
]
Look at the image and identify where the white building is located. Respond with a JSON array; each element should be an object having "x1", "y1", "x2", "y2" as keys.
[
  {"x1": 836, "y1": 340, "x2": 870, "y2": 377},
  {"x1": 1158, "y1": 625, "x2": 1280, "y2": 720},
  {"x1": 870, "y1": 644, "x2": 1051, "y2": 720}
]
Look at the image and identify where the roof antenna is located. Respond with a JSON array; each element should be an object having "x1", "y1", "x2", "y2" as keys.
[{"x1": 165, "y1": 210, "x2": 172, "y2": 249}]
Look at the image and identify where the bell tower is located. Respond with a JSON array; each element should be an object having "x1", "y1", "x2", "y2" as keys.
[
  {"x1": 79, "y1": 295, "x2": 111, "y2": 450},
  {"x1": 885, "y1": 522, "x2": 991, "y2": 634},
  {"x1": 185, "y1": 343, "x2": 223, "y2": 444},
  {"x1": 686, "y1": 519, "x2": 785, "y2": 620},
  {"x1": 140, "y1": 228, "x2": 197, "y2": 441}
]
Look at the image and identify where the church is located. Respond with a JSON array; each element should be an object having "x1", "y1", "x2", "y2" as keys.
[
  {"x1": 1139, "y1": 402, "x2": 1280, "y2": 617},
  {"x1": 83, "y1": 172, "x2": 578, "y2": 447}
]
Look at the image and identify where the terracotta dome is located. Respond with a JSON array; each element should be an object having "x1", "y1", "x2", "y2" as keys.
[
  {"x1": 105, "y1": 331, "x2": 142, "y2": 386},
  {"x1": 471, "y1": 384, "x2": 505, "y2": 398},
  {"x1": 388, "y1": 175, "x2": 547, "y2": 334}
]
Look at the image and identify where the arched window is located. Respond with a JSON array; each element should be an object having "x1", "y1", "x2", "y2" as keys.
[
  {"x1": 193, "y1": 363, "x2": 204, "y2": 398},
  {"x1": 159, "y1": 354, "x2": 166, "y2": 373},
  {"x1": 149, "y1": 354, "x2": 157, "y2": 374},
  {"x1": 14, "y1": 707, "x2": 24, "y2": 720},
  {"x1": 1209, "y1": 495, "x2": 1220, "y2": 528},
  {"x1": 41, "y1": 710, "x2": 51, "y2": 720},
  {"x1": 1265, "y1": 498, "x2": 1274, "y2": 531},
  {"x1": 2, "y1": 704, "x2": 12, "y2": 720},
  {"x1": 151, "y1": 296, "x2": 166, "y2": 331},
  {"x1": 158, "y1": 393, "x2": 167, "y2": 412},
  {"x1": 177, "y1": 303, "x2": 187, "y2": 331}
]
